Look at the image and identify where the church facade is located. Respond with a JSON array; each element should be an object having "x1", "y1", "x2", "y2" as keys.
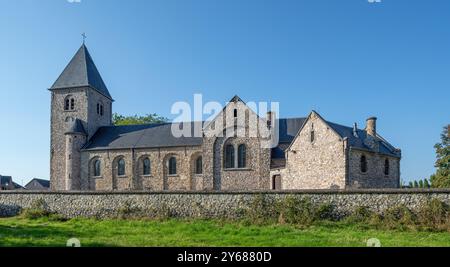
[{"x1": 50, "y1": 44, "x2": 402, "y2": 191}]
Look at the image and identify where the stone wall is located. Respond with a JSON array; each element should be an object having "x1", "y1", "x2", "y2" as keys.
[
  {"x1": 348, "y1": 149, "x2": 400, "y2": 189},
  {"x1": 283, "y1": 112, "x2": 347, "y2": 190},
  {"x1": 50, "y1": 87, "x2": 112, "y2": 191},
  {"x1": 202, "y1": 98, "x2": 271, "y2": 191},
  {"x1": 1, "y1": 190, "x2": 450, "y2": 219},
  {"x1": 81, "y1": 146, "x2": 203, "y2": 191}
]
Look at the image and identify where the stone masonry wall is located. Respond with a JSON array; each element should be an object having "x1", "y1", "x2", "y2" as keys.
[
  {"x1": 81, "y1": 146, "x2": 203, "y2": 191},
  {"x1": 348, "y1": 149, "x2": 400, "y2": 189},
  {"x1": 50, "y1": 88, "x2": 89, "y2": 191},
  {"x1": 283, "y1": 113, "x2": 347, "y2": 190},
  {"x1": 1, "y1": 190, "x2": 450, "y2": 219}
]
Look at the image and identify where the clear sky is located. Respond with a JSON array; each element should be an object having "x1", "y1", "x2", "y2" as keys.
[{"x1": 0, "y1": 0, "x2": 448, "y2": 186}]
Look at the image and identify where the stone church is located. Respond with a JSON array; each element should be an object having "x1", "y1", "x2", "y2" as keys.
[{"x1": 50, "y1": 44, "x2": 402, "y2": 191}]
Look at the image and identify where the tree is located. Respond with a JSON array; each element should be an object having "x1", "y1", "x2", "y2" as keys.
[
  {"x1": 414, "y1": 181, "x2": 419, "y2": 188},
  {"x1": 112, "y1": 113, "x2": 168, "y2": 126},
  {"x1": 424, "y1": 179, "x2": 431, "y2": 189},
  {"x1": 419, "y1": 180, "x2": 424, "y2": 188},
  {"x1": 430, "y1": 126, "x2": 450, "y2": 188}
]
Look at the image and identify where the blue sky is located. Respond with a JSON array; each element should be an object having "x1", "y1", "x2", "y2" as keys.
[{"x1": 0, "y1": 0, "x2": 448, "y2": 185}]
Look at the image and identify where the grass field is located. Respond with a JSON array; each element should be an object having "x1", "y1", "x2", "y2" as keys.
[{"x1": 1, "y1": 217, "x2": 450, "y2": 247}]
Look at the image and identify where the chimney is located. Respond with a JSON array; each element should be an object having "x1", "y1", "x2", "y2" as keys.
[
  {"x1": 366, "y1": 117, "x2": 377, "y2": 137},
  {"x1": 353, "y1": 123, "x2": 359, "y2": 138}
]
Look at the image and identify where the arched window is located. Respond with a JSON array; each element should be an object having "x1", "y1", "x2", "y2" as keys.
[
  {"x1": 118, "y1": 158, "x2": 126, "y2": 176},
  {"x1": 360, "y1": 155, "x2": 368, "y2": 173},
  {"x1": 195, "y1": 156, "x2": 203, "y2": 174},
  {"x1": 238, "y1": 144, "x2": 247, "y2": 168},
  {"x1": 94, "y1": 159, "x2": 101, "y2": 177},
  {"x1": 143, "y1": 158, "x2": 151, "y2": 175},
  {"x1": 384, "y1": 159, "x2": 390, "y2": 176},
  {"x1": 225, "y1": 145, "x2": 235, "y2": 169},
  {"x1": 70, "y1": 98, "x2": 75, "y2": 110},
  {"x1": 168, "y1": 157, "x2": 177, "y2": 175},
  {"x1": 310, "y1": 130, "x2": 315, "y2": 143},
  {"x1": 97, "y1": 102, "x2": 104, "y2": 116},
  {"x1": 65, "y1": 98, "x2": 70, "y2": 111}
]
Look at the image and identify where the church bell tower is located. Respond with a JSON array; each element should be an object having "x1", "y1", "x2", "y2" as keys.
[{"x1": 49, "y1": 43, "x2": 113, "y2": 191}]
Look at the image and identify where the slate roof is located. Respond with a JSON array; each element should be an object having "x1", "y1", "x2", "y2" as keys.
[
  {"x1": 25, "y1": 179, "x2": 50, "y2": 190},
  {"x1": 83, "y1": 117, "x2": 400, "y2": 165},
  {"x1": 50, "y1": 44, "x2": 112, "y2": 100},
  {"x1": 66, "y1": 119, "x2": 87, "y2": 135},
  {"x1": 270, "y1": 117, "x2": 401, "y2": 168},
  {"x1": 0, "y1": 175, "x2": 12, "y2": 186},
  {"x1": 83, "y1": 122, "x2": 204, "y2": 151}
]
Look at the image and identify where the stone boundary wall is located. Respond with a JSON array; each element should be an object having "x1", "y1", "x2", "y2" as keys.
[{"x1": 1, "y1": 190, "x2": 450, "y2": 219}]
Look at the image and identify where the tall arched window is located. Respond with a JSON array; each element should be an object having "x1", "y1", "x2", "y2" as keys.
[
  {"x1": 65, "y1": 98, "x2": 70, "y2": 111},
  {"x1": 64, "y1": 96, "x2": 75, "y2": 111},
  {"x1": 360, "y1": 155, "x2": 368, "y2": 173},
  {"x1": 238, "y1": 144, "x2": 247, "y2": 168},
  {"x1": 168, "y1": 157, "x2": 177, "y2": 175},
  {"x1": 225, "y1": 145, "x2": 235, "y2": 169},
  {"x1": 94, "y1": 159, "x2": 101, "y2": 177},
  {"x1": 195, "y1": 156, "x2": 203, "y2": 174},
  {"x1": 384, "y1": 159, "x2": 390, "y2": 176},
  {"x1": 143, "y1": 158, "x2": 151, "y2": 175},
  {"x1": 118, "y1": 158, "x2": 126, "y2": 176}
]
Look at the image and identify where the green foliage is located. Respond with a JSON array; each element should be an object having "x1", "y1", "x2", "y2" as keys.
[
  {"x1": 409, "y1": 178, "x2": 431, "y2": 189},
  {"x1": 277, "y1": 197, "x2": 335, "y2": 226},
  {"x1": 244, "y1": 196, "x2": 335, "y2": 226},
  {"x1": 20, "y1": 199, "x2": 67, "y2": 222},
  {"x1": 112, "y1": 113, "x2": 168, "y2": 126},
  {"x1": 346, "y1": 206, "x2": 376, "y2": 223},
  {"x1": 245, "y1": 195, "x2": 279, "y2": 225},
  {"x1": 20, "y1": 199, "x2": 51, "y2": 220},
  {"x1": 430, "y1": 126, "x2": 450, "y2": 188},
  {"x1": 383, "y1": 205, "x2": 416, "y2": 230},
  {"x1": 417, "y1": 199, "x2": 449, "y2": 230}
]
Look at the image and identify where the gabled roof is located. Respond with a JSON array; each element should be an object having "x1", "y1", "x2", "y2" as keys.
[
  {"x1": 284, "y1": 111, "x2": 401, "y2": 158},
  {"x1": 326, "y1": 121, "x2": 400, "y2": 157},
  {"x1": 25, "y1": 178, "x2": 50, "y2": 189},
  {"x1": 0, "y1": 175, "x2": 12, "y2": 186},
  {"x1": 50, "y1": 44, "x2": 112, "y2": 100},
  {"x1": 65, "y1": 119, "x2": 87, "y2": 135}
]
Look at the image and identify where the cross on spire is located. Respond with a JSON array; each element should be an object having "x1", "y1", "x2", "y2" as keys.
[{"x1": 82, "y1": 33, "x2": 87, "y2": 44}]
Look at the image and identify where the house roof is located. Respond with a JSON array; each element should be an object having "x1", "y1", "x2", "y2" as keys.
[
  {"x1": 50, "y1": 44, "x2": 112, "y2": 100},
  {"x1": 0, "y1": 175, "x2": 12, "y2": 185},
  {"x1": 25, "y1": 178, "x2": 50, "y2": 189}
]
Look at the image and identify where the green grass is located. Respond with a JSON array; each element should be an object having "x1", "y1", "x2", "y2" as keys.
[{"x1": 1, "y1": 217, "x2": 450, "y2": 247}]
